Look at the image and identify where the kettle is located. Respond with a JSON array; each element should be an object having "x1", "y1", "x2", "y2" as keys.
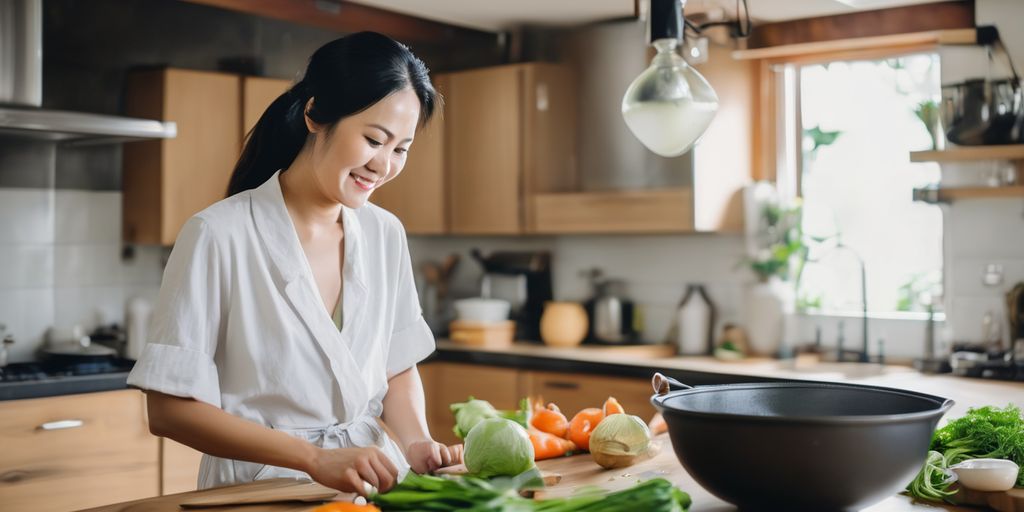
[{"x1": 586, "y1": 277, "x2": 640, "y2": 344}]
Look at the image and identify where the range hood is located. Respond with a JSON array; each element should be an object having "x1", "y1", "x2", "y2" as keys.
[{"x1": 0, "y1": 0, "x2": 176, "y2": 143}]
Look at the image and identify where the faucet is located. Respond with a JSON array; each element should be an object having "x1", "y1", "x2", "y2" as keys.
[{"x1": 810, "y1": 241, "x2": 873, "y2": 363}]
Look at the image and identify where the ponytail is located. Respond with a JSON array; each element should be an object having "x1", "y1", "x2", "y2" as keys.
[
  {"x1": 226, "y1": 32, "x2": 437, "y2": 197},
  {"x1": 226, "y1": 83, "x2": 309, "y2": 197}
]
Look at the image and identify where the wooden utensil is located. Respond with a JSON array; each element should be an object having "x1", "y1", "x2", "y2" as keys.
[{"x1": 178, "y1": 478, "x2": 337, "y2": 508}]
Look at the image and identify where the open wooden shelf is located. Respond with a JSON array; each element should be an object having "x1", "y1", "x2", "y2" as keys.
[
  {"x1": 910, "y1": 145, "x2": 1024, "y2": 162},
  {"x1": 914, "y1": 185, "x2": 1024, "y2": 203}
]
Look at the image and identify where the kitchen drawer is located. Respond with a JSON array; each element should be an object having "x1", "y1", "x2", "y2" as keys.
[
  {"x1": 419, "y1": 362, "x2": 524, "y2": 445},
  {"x1": 0, "y1": 390, "x2": 160, "y2": 511},
  {"x1": 161, "y1": 438, "x2": 203, "y2": 495},
  {"x1": 523, "y1": 371, "x2": 656, "y2": 421}
]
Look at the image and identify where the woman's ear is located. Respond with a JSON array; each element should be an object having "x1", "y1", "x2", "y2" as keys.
[{"x1": 303, "y1": 97, "x2": 320, "y2": 133}]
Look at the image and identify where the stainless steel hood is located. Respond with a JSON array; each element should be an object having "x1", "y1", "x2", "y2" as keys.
[{"x1": 0, "y1": 0, "x2": 176, "y2": 143}]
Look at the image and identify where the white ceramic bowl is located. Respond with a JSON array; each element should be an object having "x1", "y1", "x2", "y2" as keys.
[
  {"x1": 950, "y1": 458, "x2": 1019, "y2": 492},
  {"x1": 453, "y1": 298, "x2": 511, "y2": 323}
]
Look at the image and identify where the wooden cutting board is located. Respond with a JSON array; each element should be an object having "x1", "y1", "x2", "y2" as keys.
[
  {"x1": 951, "y1": 485, "x2": 1024, "y2": 512},
  {"x1": 178, "y1": 478, "x2": 338, "y2": 508}
]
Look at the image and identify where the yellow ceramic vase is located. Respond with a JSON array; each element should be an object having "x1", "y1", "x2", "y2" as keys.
[{"x1": 540, "y1": 301, "x2": 588, "y2": 348}]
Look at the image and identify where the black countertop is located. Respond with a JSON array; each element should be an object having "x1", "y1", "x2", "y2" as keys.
[{"x1": 0, "y1": 371, "x2": 131, "y2": 401}]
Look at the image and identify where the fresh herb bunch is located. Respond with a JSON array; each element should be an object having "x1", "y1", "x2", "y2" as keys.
[
  {"x1": 371, "y1": 469, "x2": 691, "y2": 512},
  {"x1": 907, "y1": 404, "x2": 1024, "y2": 502}
]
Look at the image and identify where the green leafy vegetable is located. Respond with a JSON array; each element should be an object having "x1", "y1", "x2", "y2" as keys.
[
  {"x1": 371, "y1": 469, "x2": 691, "y2": 512},
  {"x1": 451, "y1": 397, "x2": 530, "y2": 439},
  {"x1": 907, "y1": 404, "x2": 1024, "y2": 502},
  {"x1": 451, "y1": 397, "x2": 500, "y2": 439},
  {"x1": 464, "y1": 417, "x2": 536, "y2": 478}
]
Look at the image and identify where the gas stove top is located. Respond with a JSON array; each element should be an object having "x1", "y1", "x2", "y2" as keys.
[{"x1": 0, "y1": 358, "x2": 136, "y2": 383}]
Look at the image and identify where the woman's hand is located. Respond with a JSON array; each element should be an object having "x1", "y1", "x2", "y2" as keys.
[
  {"x1": 306, "y1": 446, "x2": 399, "y2": 496},
  {"x1": 404, "y1": 440, "x2": 463, "y2": 474}
]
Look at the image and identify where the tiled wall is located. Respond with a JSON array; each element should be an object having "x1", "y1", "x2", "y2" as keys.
[{"x1": 0, "y1": 141, "x2": 164, "y2": 363}]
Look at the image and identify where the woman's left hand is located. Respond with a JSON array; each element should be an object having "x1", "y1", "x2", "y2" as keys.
[{"x1": 405, "y1": 440, "x2": 463, "y2": 474}]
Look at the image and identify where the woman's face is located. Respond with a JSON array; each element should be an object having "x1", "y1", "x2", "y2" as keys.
[{"x1": 305, "y1": 87, "x2": 421, "y2": 209}]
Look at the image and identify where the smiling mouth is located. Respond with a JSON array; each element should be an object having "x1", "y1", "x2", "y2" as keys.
[{"x1": 350, "y1": 173, "x2": 377, "y2": 191}]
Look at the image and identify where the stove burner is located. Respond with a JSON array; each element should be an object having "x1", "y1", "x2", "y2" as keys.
[{"x1": 0, "y1": 358, "x2": 135, "y2": 383}]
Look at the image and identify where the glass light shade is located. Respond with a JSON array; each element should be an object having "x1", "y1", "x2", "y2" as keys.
[{"x1": 622, "y1": 39, "x2": 719, "y2": 157}]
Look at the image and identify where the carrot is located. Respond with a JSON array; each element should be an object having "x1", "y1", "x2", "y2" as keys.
[
  {"x1": 530, "y1": 427, "x2": 577, "y2": 460},
  {"x1": 603, "y1": 396, "x2": 625, "y2": 416},
  {"x1": 567, "y1": 407, "x2": 605, "y2": 452},
  {"x1": 649, "y1": 412, "x2": 668, "y2": 436},
  {"x1": 531, "y1": 402, "x2": 569, "y2": 437},
  {"x1": 312, "y1": 503, "x2": 381, "y2": 512}
]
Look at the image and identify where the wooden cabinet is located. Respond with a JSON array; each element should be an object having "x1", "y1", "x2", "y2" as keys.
[
  {"x1": 522, "y1": 370, "x2": 656, "y2": 421},
  {"x1": 0, "y1": 390, "x2": 160, "y2": 512},
  {"x1": 123, "y1": 68, "x2": 242, "y2": 246},
  {"x1": 241, "y1": 76, "x2": 292, "y2": 142},
  {"x1": 418, "y1": 362, "x2": 654, "y2": 445},
  {"x1": 371, "y1": 76, "x2": 449, "y2": 234},
  {"x1": 161, "y1": 438, "x2": 203, "y2": 495},
  {"x1": 419, "y1": 362, "x2": 524, "y2": 445},
  {"x1": 375, "y1": 63, "x2": 576, "y2": 235},
  {"x1": 447, "y1": 63, "x2": 577, "y2": 234},
  {"x1": 123, "y1": 70, "x2": 293, "y2": 246}
]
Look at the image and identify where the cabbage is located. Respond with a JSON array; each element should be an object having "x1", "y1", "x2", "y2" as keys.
[
  {"x1": 464, "y1": 417, "x2": 535, "y2": 478},
  {"x1": 450, "y1": 397, "x2": 500, "y2": 439}
]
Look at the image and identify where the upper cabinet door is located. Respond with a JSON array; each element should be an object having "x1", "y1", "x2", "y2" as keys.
[
  {"x1": 123, "y1": 68, "x2": 241, "y2": 246},
  {"x1": 241, "y1": 76, "x2": 292, "y2": 145},
  {"x1": 447, "y1": 66, "x2": 524, "y2": 235},
  {"x1": 371, "y1": 75, "x2": 449, "y2": 235}
]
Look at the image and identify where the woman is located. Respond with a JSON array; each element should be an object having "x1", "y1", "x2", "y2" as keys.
[{"x1": 127, "y1": 32, "x2": 460, "y2": 496}]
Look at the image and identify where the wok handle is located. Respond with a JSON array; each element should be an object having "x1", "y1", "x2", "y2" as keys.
[{"x1": 652, "y1": 372, "x2": 693, "y2": 396}]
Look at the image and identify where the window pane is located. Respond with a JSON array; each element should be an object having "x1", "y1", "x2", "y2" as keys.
[{"x1": 798, "y1": 54, "x2": 943, "y2": 314}]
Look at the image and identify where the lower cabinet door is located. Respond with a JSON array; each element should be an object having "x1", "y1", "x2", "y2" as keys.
[
  {"x1": 523, "y1": 371, "x2": 657, "y2": 421},
  {"x1": 0, "y1": 390, "x2": 160, "y2": 511}
]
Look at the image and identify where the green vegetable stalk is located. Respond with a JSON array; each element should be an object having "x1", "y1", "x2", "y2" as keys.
[
  {"x1": 371, "y1": 469, "x2": 691, "y2": 512},
  {"x1": 907, "y1": 404, "x2": 1024, "y2": 502}
]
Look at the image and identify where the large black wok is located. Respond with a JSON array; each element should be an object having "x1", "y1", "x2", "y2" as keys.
[{"x1": 650, "y1": 373, "x2": 953, "y2": 511}]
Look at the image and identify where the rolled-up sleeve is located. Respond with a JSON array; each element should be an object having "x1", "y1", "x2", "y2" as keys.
[
  {"x1": 385, "y1": 224, "x2": 435, "y2": 378},
  {"x1": 127, "y1": 216, "x2": 224, "y2": 407}
]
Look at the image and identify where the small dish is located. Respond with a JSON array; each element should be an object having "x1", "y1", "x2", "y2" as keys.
[
  {"x1": 950, "y1": 458, "x2": 1019, "y2": 492},
  {"x1": 453, "y1": 298, "x2": 511, "y2": 323}
]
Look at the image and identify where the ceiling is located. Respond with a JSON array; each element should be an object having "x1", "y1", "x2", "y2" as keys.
[{"x1": 347, "y1": 0, "x2": 949, "y2": 32}]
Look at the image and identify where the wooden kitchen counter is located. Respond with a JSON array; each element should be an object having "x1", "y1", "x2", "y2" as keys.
[{"x1": 82, "y1": 433, "x2": 975, "y2": 512}]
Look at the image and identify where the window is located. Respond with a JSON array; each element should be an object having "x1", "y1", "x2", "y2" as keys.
[{"x1": 777, "y1": 52, "x2": 944, "y2": 315}]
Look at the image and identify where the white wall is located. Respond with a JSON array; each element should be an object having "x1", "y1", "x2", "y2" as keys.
[{"x1": 937, "y1": 0, "x2": 1024, "y2": 348}]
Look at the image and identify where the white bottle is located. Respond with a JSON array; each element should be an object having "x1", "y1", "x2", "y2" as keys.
[
  {"x1": 677, "y1": 285, "x2": 712, "y2": 356},
  {"x1": 126, "y1": 297, "x2": 152, "y2": 360}
]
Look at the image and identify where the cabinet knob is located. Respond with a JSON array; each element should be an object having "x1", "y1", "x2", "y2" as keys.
[{"x1": 37, "y1": 419, "x2": 84, "y2": 431}]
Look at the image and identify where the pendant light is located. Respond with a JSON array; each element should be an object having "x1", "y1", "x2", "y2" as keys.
[{"x1": 622, "y1": 0, "x2": 719, "y2": 158}]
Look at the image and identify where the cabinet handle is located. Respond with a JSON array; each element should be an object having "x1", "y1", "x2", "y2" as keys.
[
  {"x1": 38, "y1": 419, "x2": 84, "y2": 431},
  {"x1": 543, "y1": 380, "x2": 579, "y2": 390}
]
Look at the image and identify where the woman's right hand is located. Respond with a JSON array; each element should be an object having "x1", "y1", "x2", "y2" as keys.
[{"x1": 307, "y1": 446, "x2": 400, "y2": 496}]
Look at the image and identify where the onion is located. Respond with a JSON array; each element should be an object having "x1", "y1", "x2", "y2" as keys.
[{"x1": 589, "y1": 414, "x2": 651, "y2": 469}]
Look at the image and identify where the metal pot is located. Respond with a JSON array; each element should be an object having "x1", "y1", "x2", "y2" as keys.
[
  {"x1": 650, "y1": 373, "x2": 953, "y2": 511},
  {"x1": 942, "y1": 77, "x2": 1024, "y2": 145}
]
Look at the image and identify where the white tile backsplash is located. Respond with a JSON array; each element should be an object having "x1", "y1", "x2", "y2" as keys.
[
  {"x1": 55, "y1": 190, "x2": 122, "y2": 243},
  {"x1": 53, "y1": 285, "x2": 126, "y2": 330},
  {"x1": 0, "y1": 188, "x2": 54, "y2": 244},
  {"x1": 0, "y1": 288, "x2": 55, "y2": 363},
  {"x1": 54, "y1": 244, "x2": 124, "y2": 287},
  {"x1": 0, "y1": 244, "x2": 53, "y2": 288}
]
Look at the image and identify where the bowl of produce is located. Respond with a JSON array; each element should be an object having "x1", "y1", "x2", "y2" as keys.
[{"x1": 650, "y1": 373, "x2": 954, "y2": 511}]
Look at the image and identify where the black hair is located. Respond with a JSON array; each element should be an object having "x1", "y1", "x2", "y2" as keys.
[{"x1": 227, "y1": 31, "x2": 437, "y2": 197}]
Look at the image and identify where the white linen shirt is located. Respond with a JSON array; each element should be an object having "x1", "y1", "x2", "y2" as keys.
[{"x1": 127, "y1": 171, "x2": 435, "y2": 488}]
